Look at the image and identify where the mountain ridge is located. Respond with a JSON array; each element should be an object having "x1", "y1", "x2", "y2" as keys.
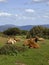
[{"x1": 0, "y1": 24, "x2": 49, "y2": 32}]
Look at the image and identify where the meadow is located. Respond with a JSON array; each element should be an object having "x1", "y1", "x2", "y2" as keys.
[{"x1": 0, "y1": 36, "x2": 49, "y2": 65}]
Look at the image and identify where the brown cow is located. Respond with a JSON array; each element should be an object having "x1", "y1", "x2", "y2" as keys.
[
  {"x1": 23, "y1": 38, "x2": 40, "y2": 48},
  {"x1": 28, "y1": 40, "x2": 40, "y2": 48}
]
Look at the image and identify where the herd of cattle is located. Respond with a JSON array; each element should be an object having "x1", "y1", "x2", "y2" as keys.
[{"x1": 7, "y1": 36, "x2": 45, "y2": 48}]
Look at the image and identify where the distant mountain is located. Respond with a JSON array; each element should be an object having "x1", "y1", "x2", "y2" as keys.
[
  {"x1": 0, "y1": 24, "x2": 16, "y2": 32},
  {"x1": 0, "y1": 24, "x2": 34, "y2": 32},
  {"x1": 41, "y1": 24, "x2": 49, "y2": 28},
  {"x1": 18, "y1": 25, "x2": 34, "y2": 30},
  {"x1": 0, "y1": 24, "x2": 49, "y2": 32}
]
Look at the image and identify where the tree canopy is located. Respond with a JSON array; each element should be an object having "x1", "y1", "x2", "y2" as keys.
[
  {"x1": 26, "y1": 26, "x2": 49, "y2": 39},
  {"x1": 3, "y1": 27, "x2": 21, "y2": 36}
]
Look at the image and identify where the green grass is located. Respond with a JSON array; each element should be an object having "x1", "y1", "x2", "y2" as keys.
[{"x1": 0, "y1": 36, "x2": 49, "y2": 65}]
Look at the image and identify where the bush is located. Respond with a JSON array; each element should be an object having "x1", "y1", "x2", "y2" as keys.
[{"x1": 0, "y1": 44, "x2": 27, "y2": 55}]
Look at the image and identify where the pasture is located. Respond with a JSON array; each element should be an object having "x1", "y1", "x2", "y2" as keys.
[{"x1": 0, "y1": 36, "x2": 49, "y2": 65}]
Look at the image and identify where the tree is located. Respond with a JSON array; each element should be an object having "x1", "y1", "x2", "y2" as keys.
[
  {"x1": 26, "y1": 26, "x2": 49, "y2": 39},
  {"x1": 3, "y1": 27, "x2": 21, "y2": 36},
  {"x1": 21, "y1": 30, "x2": 28, "y2": 35}
]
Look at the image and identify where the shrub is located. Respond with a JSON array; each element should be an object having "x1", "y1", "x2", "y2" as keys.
[{"x1": 0, "y1": 44, "x2": 27, "y2": 55}]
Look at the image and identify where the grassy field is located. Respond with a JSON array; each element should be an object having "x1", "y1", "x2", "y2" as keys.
[{"x1": 0, "y1": 36, "x2": 49, "y2": 65}]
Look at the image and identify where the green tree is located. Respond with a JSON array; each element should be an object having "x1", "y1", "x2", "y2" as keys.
[
  {"x1": 3, "y1": 27, "x2": 21, "y2": 36},
  {"x1": 27, "y1": 26, "x2": 49, "y2": 39},
  {"x1": 21, "y1": 30, "x2": 28, "y2": 35}
]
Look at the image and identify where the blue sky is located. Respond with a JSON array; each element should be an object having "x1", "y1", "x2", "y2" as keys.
[{"x1": 0, "y1": 0, "x2": 49, "y2": 26}]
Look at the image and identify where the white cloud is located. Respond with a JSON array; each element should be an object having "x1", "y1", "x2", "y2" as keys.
[
  {"x1": 0, "y1": 12, "x2": 12, "y2": 16},
  {"x1": 25, "y1": 9, "x2": 35, "y2": 13},
  {"x1": 25, "y1": 0, "x2": 49, "y2": 5},
  {"x1": 16, "y1": 15, "x2": 35, "y2": 20},
  {"x1": 31, "y1": 0, "x2": 49, "y2": 3},
  {"x1": 22, "y1": 16, "x2": 27, "y2": 19},
  {"x1": 22, "y1": 16, "x2": 35, "y2": 20},
  {"x1": 43, "y1": 15, "x2": 49, "y2": 18},
  {"x1": 47, "y1": 1, "x2": 49, "y2": 5},
  {"x1": 33, "y1": 0, "x2": 41, "y2": 2},
  {"x1": 15, "y1": 14, "x2": 18, "y2": 17},
  {"x1": 0, "y1": 0, "x2": 6, "y2": 2}
]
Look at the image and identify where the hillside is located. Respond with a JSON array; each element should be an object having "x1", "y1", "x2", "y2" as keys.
[
  {"x1": 0, "y1": 24, "x2": 34, "y2": 32},
  {"x1": 0, "y1": 24, "x2": 16, "y2": 32},
  {"x1": 0, "y1": 24, "x2": 49, "y2": 32}
]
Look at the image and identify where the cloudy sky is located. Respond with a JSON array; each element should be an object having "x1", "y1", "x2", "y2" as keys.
[{"x1": 0, "y1": 0, "x2": 49, "y2": 26}]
